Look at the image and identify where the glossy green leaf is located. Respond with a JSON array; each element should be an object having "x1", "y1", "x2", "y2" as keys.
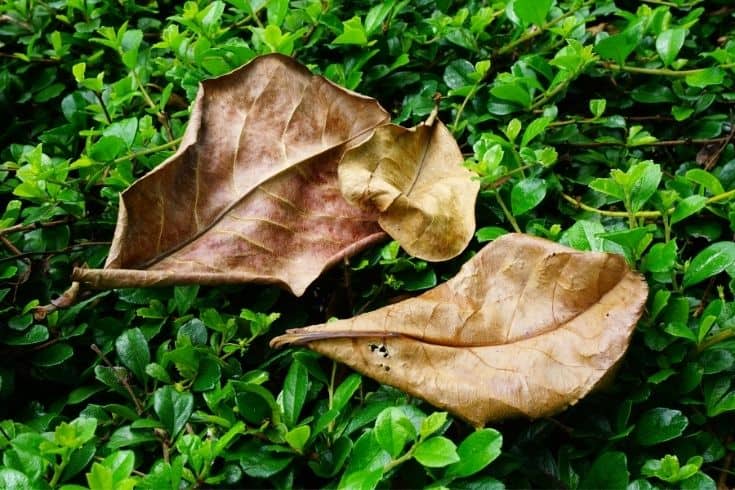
[
  {"x1": 445, "y1": 428, "x2": 502, "y2": 479},
  {"x1": 513, "y1": 0, "x2": 552, "y2": 26},
  {"x1": 656, "y1": 28, "x2": 686, "y2": 66},
  {"x1": 579, "y1": 451, "x2": 629, "y2": 490},
  {"x1": 413, "y1": 436, "x2": 460, "y2": 468},
  {"x1": 153, "y1": 386, "x2": 193, "y2": 438},
  {"x1": 671, "y1": 195, "x2": 707, "y2": 224},
  {"x1": 634, "y1": 408, "x2": 688, "y2": 446},
  {"x1": 115, "y1": 328, "x2": 149, "y2": 382},
  {"x1": 510, "y1": 178, "x2": 547, "y2": 215},
  {"x1": 280, "y1": 360, "x2": 308, "y2": 428},
  {"x1": 374, "y1": 407, "x2": 415, "y2": 458},
  {"x1": 683, "y1": 242, "x2": 735, "y2": 287}
]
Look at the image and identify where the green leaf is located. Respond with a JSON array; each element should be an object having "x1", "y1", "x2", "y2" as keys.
[
  {"x1": 153, "y1": 386, "x2": 193, "y2": 438},
  {"x1": 103, "y1": 118, "x2": 138, "y2": 148},
  {"x1": 656, "y1": 28, "x2": 686, "y2": 66},
  {"x1": 513, "y1": 0, "x2": 552, "y2": 26},
  {"x1": 628, "y1": 162, "x2": 662, "y2": 212},
  {"x1": 685, "y1": 68, "x2": 725, "y2": 88},
  {"x1": 419, "y1": 412, "x2": 447, "y2": 438},
  {"x1": 444, "y1": 60, "x2": 476, "y2": 90},
  {"x1": 511, "y1": 178, "x2": 547, "y2": 215},
  {"x1": 521, "y1": 116, "x2": 551, "y2": 147},
  {"x1": 284, "y1": 425, "x2": 311, "y2": 452},
  {"x1": 413, "y1": 436, "x2": 460, "y2": 468},
  {"x1": 89, "y1": 136, "x2": 127, "y2": 162},
  {"x1": 173, "y1": 285, "x2": 199, "y2": 316},
  {"x1": 589, "y1": 98, "x2": 606, "y2": 118},
  {"x1": 445, "y1": 428, "x2": 502, "y2": 479},
  {"x1": 671, "y1": 195, "x2": 707, "y2": 224},
  {"x1": 0, "y1": 469, "x2": 32, "y2": 490},
  {"x1": 599, "y1": 226, "x2": 654, "y2": 262},
  {"x1": 115, "y1": 328, "x2": 150, "y2": 382},
  {"x1": 579, "y1": 451, "x2": 629, "y2": 490},
  {"x1": 333, "y1": 17, "x2": 368, "y2": 45},
  {"x1": 280, "y1": 360, "x2": 308, "y2": 427},
  {"x1": 4, "y1": 325, "x2": 49, "y2": 346},
  {"x1": 192, "y1": 356, "x2": 221, "y2": 391},
  {"x1": 32, "y1": 342, "x2": 74, "y2": 366},
  {"x1": 595, "y1": 31, "x2": 641, "y2": 66},
  {"x1": 475, "y1": 226, "x2": 508, "y2": 243},
  {"x1": 685, "y1": 169, "x2": 724, "y2": 195},
  {"x1": 365, "y1": 3, "x2": 394, "y2": 36},
  {"x1": 683, "y1": 242, "x2": 735, "y2": 287},
  {"x1": 491, "y1": 83, "x2": 531, "y2": 108},
  {"x1": 332, "y1": 373, "x2": 361, "y2": 412},
  {"x1": 561, "y1": 220, "x2": 606, "y2": 252},
  {"x1": 86, "y1": 463, "x2": 114, "y2": 490},
  {"x1": 266, "y1": 0, "x2": 288, "y2": 26},
  {"x1": 374, "y1": 407, "x2": 416, "y2": 458},
  {"x1": 339, "y1": 431, "x2": 389, "y2": 489},
  {"x1": 590, "y1": 178, "x2": 624, "y2": 201},
  {"x1": 107, "y1": 426, "x2": 157, "y2": 449},
  {"x1": 642, "y1": 241, "x2": 677, "y2": 273},
  {"x1": 102, "y1": 451, "x2": 136, "y2": 482},
  {"x1": 55, "y1": 417, "x2": 97, "y2": 448},
  {"x1": 634, "y1": 408, "x2": 688, "y2": 446}
]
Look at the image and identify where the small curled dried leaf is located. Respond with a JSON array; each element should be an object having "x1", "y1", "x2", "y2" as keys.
[{"x1": 338, "y1": 115, "x2": 479, "y2": 261}]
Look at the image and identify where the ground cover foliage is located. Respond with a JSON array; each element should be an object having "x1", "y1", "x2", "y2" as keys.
[{"x1": 1, "y1": 0, "x2": 734, "y2": 488}]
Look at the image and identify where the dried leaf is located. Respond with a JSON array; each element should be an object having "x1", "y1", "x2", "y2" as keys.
[
  {"x1": 339, "y1": 112, "x2": 479, "y2": 261},
  {"x1": 73, "y1": 54, "x2": 390, "y2": 296},
  {"x1": 271, "y1": 234, "x2": 648, "y2": 426}
]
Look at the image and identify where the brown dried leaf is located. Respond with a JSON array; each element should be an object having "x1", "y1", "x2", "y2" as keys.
[
  {"x1": 338, "y1": 113, "x2": 479, "y2": 261},
  {"x1": 73, "y1": 54, "x2": 390, "y2": 296},
  {"x1": 271, "y1": 233, "x2": 648, "y2": 426}
]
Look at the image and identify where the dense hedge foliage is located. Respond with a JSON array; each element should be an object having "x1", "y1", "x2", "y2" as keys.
[{"x1": 2, "y1": 0, "x2": 735, "y2": 488}]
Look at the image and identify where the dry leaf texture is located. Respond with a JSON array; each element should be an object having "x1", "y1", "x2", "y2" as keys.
[
  {"x1": 73, "y1": 54, "x2": 390, "y2": 296},
  {"x1": 271, "y1": 234, "x2": 648, "y2": 426},
  {"x1": 339, "y1": 116, "x2": 479, "y2": 261}
]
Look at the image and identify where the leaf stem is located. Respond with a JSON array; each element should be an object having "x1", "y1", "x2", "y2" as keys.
[
  {"x1": 495, "y1": 193, "x2": 521, "y2": 233},
  {"x1": 113, "y1": 137, "x2": 182, "y2": 164},
  {"x1": 131, "y1": 69, "x2": 175, "y2": 141},
  {"x1": 452, "y1": 83, "x2": 481, "y2": 133},
  {"x1": 561, "y1": 189, "x2": 735, "y2": 219},
  {"x1": 91, "y1": 344, "x2": 145, "y2": 414},
  {"x1": 0, "y1": 217, "x2": 72, "y2": 236},
  {"x1": 49, "y1": 450, "x2": 71, "y2": 487},
  {"x1": 698, "y1": 329, "x2": 735, "y2": 353},
  {"x1": 531, "y1": 76, "x2": 573, "y2": 110},
  {"x1": 600, "y1": 61, "x2": 735, "y2": 76},
  {"x1": 560, "y1": 135, "x2": 731, "y2": 148}
]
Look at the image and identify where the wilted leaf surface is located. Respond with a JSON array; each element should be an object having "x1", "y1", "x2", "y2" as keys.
[
  {"x1": 271, "y1": 234, "x2": 648, "y2": 426},
  {"x1": 73, "y1": 54, "x2": 390, "y2": 296},
  {"x1": 339, "y1": 112, "x2": 479, "y2": 261}
]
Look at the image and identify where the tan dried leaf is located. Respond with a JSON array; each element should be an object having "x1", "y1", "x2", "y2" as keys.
[
  {"x1": 271, "y1": 233, "x2": 648, "y2": 426},
  {"x1": 73, "y1": 54, "x2": 390, "y2": 296},
  {"x1": 338, "y1": 113, "x2": 479, "y2": 261}
]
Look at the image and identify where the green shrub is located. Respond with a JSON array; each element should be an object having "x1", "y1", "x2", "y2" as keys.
[{"x1": 1, "y1": 0, "x2": 734, "y2": 488}]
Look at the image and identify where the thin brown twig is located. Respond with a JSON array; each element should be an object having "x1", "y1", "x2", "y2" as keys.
[
  {"x1": 91, "y1": 344, "x2": 145, "y2": 414},
  {"x1": 0, "y1": 241, "x2": 111, "y2": 263},
  {"x1": 703, "y1": 115, "x2": 735, "y2": 170},
  {"x1": 718, "y1": 435, "x2": 733, "y2": 490},
  {"x1": 0, "y1": 217, "x2": 72, "y2": 236},
  {"x1": 561, "y1": 136, "x2": 731, "y2": 148},
  {"x1": 0, "y1": 235, "x2": 23, "y2": 256}
]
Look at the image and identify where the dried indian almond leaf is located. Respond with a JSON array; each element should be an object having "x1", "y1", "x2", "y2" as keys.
[
  {"x1": 72, "y1": 54, "x2": 390, "y2": 296},
  {"x1": 338, "y1": 112, "x2": 479, "y2": 261},
  {"x1": 271, "y1": 233, "x2": 648, "y2": 426}
]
